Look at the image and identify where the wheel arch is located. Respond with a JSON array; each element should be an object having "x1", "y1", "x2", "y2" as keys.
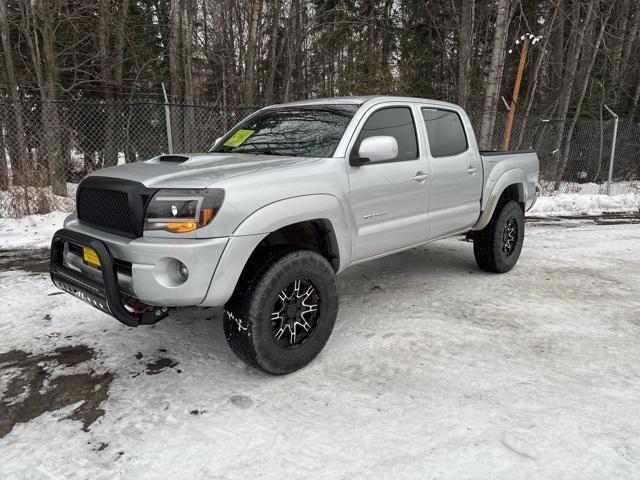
[
  {"x1": 232, "y1": 194, "x2": 352, "y2": 270},
  {"x1": 199, "y1": 195, "x2": 351, "y2": 307},
  {"x1": 473, "y1": 170, "x2": 527, "y2": 231}
]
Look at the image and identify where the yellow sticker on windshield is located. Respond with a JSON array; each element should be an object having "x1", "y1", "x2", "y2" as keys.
[{"x1": 224, "y1": 129, "x2": 255, "y2": 147}]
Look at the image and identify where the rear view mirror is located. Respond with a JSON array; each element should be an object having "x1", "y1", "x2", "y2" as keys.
[{"x1": 351, "y1": 136, "x2": 398, "y2": 165}]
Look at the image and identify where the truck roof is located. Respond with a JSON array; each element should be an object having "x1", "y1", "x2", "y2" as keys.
[{"x1": 267, "y1": 96, "x2": 461, "y2": 110}]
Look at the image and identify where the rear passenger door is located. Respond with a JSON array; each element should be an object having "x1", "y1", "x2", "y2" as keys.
[
  {"x1": 347, "y1": 104, "x2": 430, "y2": 261},
  {"x1": 421, "y1": 107, "x2": 482, "y2": 239}
]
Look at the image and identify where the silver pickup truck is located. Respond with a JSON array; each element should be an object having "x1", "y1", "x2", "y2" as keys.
[{"x1": 50, "y1": 96, "x2": 539, "y2": 374}]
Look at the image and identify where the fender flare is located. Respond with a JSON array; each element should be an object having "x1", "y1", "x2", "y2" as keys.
[
  {"x1": 232, "y1": 194, "x2": 352, "y2": 270},
  {"x1": 199, "y1": 195, "x2": 352, "y2": 307},
  {"x1": 473, "y1": 169, "x2": 527, "y2": 231}
]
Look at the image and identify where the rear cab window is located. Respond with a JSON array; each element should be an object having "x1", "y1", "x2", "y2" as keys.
[
  {"x1": 421, "y1": 108, "x2": 468, "y2": 157},
  {"x1": 352, "y1": 107, "x2": 419, "y2": 162}
]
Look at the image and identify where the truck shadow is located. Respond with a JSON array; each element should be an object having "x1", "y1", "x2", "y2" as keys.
[{"x1": 339, "y1": 240, "x2": 480, "y2": 291}]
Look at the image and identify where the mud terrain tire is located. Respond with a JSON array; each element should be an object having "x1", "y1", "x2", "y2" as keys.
[
  {"x1": 224, "y1": 249, "x2": 339, "y2": 374},
  {"x1": 473, "y1": 200, "x2": 525, "y2": 273}
]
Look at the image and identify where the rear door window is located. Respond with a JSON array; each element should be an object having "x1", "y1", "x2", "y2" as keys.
[
  {"x1": 421, "y1": 108, "x2": 468, "y2": 157},
  {"x1": 353, "y1": 107, "x2": 419, "y2": 162}
]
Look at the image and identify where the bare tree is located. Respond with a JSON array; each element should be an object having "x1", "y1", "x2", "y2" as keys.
[
  {"x1": 264, "y1": 0, "x2": 282, "y2": 104},
  {"x1": 478, "y1": 0, "x2": 512, "y2": 149},
  {"x1": 550, "y1": 0, "x2": 594, "y2": 188},
  {"x1": 555, "y1": 0, "x2": 615, "y2": 188},
  {"x1": 1, "y1": 0, "x2": 639, "y2": 195},
  {"x1": 457, "y1": 0, "x2": 475, "y2": 109},
  {"x1": 16, "y1": 0, "x2": 68, "y2": 195},
  {"x1": 0, "y1": 0, "x2": 28, "y2": 185},
  {"x1": 245, "y1": 0, "x2": 263, "y2": 105},
  {"x1": 98, "y1": 0, "x2": 130, "y2": 167},
  {"x1": 283, "y1": 0, "x2": 302, "y2": 102}
]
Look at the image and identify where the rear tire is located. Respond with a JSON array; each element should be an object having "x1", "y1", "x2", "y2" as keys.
[
  {"x1": 223, "y1": 249, "x2": 339, "y2": 375},
  {"x1": 473, "y1": 200, "x2": 525, "y2": 273}
]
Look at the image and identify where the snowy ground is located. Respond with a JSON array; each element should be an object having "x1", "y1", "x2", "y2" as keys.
[
  {"x1": 1, "y1": 219, "x2": 639, "y2": 479},
  {"x1": 532, "y1": 192, "x2": 640, "y2": 216},
  {"x1": 1, "y1": 191, "x2": 639, "y2": 251}
]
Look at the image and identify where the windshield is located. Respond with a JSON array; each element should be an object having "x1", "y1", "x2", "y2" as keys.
[{"x1": 211, "y1": 104, "x2": 359, "y2": 157}]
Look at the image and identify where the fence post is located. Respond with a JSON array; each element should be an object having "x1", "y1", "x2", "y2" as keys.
[
  {"x1": 603, "y1": 105, "x2": 618, "y2": 195},
  {"x1": 162, "y1": 83, "x2": 173, "y2": 154}
]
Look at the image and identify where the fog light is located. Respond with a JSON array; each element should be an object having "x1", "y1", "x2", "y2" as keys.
[{"x1": 176, "y1": 261, "x2": 189, "y2": 282}]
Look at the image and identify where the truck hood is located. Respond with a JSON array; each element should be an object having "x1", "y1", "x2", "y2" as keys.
[{"x1": 87, "y1": 153, "x2": 323, "y2": 189}]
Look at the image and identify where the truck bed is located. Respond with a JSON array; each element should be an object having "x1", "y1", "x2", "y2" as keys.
[{"x1": 480, "y1": 150, "x2": 539, "y2": 212}]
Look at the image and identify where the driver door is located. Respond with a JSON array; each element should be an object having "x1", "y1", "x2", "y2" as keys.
[{"x1": 346, "y1": 104, "x2": 430, "y2": 261}]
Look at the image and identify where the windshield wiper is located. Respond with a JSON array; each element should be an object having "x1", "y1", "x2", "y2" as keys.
[{"x1": 234, "y1": 149, "x2": 291, "y2": 156}]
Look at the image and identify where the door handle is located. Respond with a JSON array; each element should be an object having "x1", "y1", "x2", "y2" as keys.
[
  {"x1": 466, "y1": 167, "x2": 478, "y2": 175},
  {"x1": 413, "y1": 171, "x2": 429, "y2": 183}
]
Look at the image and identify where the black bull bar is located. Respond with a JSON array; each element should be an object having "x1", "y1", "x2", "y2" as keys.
[{"x1": 50, "y1": 229, "x2": 168, "y2": 327}]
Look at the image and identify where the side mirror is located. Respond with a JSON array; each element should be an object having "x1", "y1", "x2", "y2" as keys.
[{"x1": 350, "y1": 136, "x2": 398, "y2": 166}]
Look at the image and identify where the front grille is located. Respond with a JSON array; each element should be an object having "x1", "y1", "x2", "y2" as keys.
[
  {"x1": 76, "y1": 177, "x2": 154, "y2": 237},
  {"x1": 77, "y1": 187, "x2": 136, "y2": 236}
]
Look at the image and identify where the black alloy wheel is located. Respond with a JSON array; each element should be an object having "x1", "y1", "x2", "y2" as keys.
[{"x1": 271, "y1": 279, "x2": 321, "y2": 348}]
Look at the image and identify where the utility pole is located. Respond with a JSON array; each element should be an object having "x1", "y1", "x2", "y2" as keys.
[
  {"x1": 162, "y1": 82, "x2": 173, "y2": 154},
  {"x1": 502, "y1": 37, "x2": 530, "y2": 151}
]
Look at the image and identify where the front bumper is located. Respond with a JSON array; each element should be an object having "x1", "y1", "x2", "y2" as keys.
[
  {"x1": 51, "y1": 229, "x2": 168, "y2": 326},
  {"x1": 51, "y1": 221, "x2": 231, "y2": 325},
  {"x1": 62, "y1": 219, "x2": 228, "y2": 307}
]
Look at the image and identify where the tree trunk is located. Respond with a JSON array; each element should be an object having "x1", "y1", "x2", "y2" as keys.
[
  {"x1": 264, "y1": 0, "x2": 281, "y2": 104},
  {"x1": 98, "y1": 1, "x2": 118, "y2": 168},
  {"x1": 549, "y1": 0, "x2": 565, "y2": 106},
  {"x1": 115, "y1": 0, "x2": 130, "y2": 162},
  {"x1": 610, "y1": 0, "x2": 631, "y2": 84},
  {"x1": 182, "y1": 0, "x2": 195, "y2": 150},
  {"x1": 168, "y1": 0, "x2": 182, "y2": 151},
  {"x1": 41, "y1": 12, "x2": 67, "y2": 196},
  {"x1": 168, "y1": 0, "x2": 182, "y2": 103},
  {"x1": 0, "y1": 107, "x2": 9, "y2": 190},
  {"x1": 457, "y1": 0, "x2": 474, "y2": 109},
  {"x1": 629, "y1": 73, "x2": 640, "y2": 121},
  {"x1": 245, "y1": 0, "x2": 262, "y2": 105},
  {"x1": 283, "y1": 0, "x2": 300, "y2": 102},
  {"x1": 620, "y1": 1, "x2": 640, "y2": 83},
  {"x1": 19, "y1": 0, "x2": 67, "y2": 195},
  {"x1": 555, "y1": 1, "x2": 614, "y2": 187},
  {"x1": 478, "y1": 0, "x2": 511, "y2": 149},
  {"x1": 0, "y1": 0, "x2": 28, "y2": 184},
  {"x1": 551, "y1": 0, "x2": 594, "y2": 189}
]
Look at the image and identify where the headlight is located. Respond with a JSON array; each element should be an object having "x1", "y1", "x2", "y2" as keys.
[{"x1": 144, "y1": 189, "x2": 224, "y2": 234}]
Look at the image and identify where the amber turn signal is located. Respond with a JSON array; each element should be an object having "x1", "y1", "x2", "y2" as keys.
[
  {"x1": 165, "y1": 222, "x2": 198, "y2": 233},
  {"x1": 144, "y1": 189, "x2": 225, "y2": 234},
  {"x1": 201, "y1": 207, "x2": 215, "y2": 225}
]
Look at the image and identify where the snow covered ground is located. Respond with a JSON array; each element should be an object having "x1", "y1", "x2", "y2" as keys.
[
  {"x1": 1, "y1": 191, "x2": 639, "y2": 251},
  {"x1": 531, "y1": 192, "x2": 640, "y2": 216},
  {"x1": 1, "y1": 220, "x2": 639, "y2": 479},
  {"x1": 0, "y1": 211, "x2": 69, "y2": 250}
]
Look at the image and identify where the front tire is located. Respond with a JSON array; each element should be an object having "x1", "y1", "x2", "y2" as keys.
[
  {"x1": 473, "y1": 200, "x2": 525, "y2": 273},
  {"x1": 223, "y1": 249, "x2": 339, "y2": 375}
]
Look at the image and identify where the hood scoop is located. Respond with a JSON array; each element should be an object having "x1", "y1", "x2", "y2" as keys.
[{"x1": 157, "y1": 154, "x2": 189, "y2": 163}]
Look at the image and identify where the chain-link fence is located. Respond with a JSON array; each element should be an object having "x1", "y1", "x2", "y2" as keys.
[
  {"x1": 472, "y1": 110, "x2": 640, "y2": 195},
  {"x1": 0, "y1": 100, "x2": 258, "y2": 216},
  {"x1": 1, "y1": 99, "x2": 639, "y2": 217}
]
